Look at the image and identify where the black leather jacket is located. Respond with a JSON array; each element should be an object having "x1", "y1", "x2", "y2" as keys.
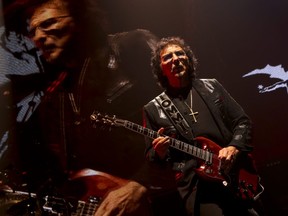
[{"x1": 143, "y1": 78, "x2": 253, "y2": 163}]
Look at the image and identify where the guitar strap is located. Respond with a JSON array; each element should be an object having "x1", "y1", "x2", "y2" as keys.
[{"x1": 155, "y1": 92, "x2": 194, "y2": 142}]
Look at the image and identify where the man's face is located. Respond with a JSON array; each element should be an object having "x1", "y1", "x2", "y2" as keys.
[
  {"x1": 29, "y1": 2, "x2": 76, "y2": 65},
  {"x1": 160, "y1": 44, "x2": 189, "y2": 88}
]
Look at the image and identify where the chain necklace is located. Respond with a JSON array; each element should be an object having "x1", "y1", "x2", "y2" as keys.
[
  {"x1": 68, "y1": 57, "x2": 91, "y2": 125},
  {"x1": 184, "y1": 89, "x2": 199, "y2": 123}
]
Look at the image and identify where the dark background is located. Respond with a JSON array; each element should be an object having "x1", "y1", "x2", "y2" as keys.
[
  {"x1": 99, "y1": 0, "x2": 288, "y2": 215},
  {"x1": 1, "y1": 0, "x2": 287, "y2": 215}
]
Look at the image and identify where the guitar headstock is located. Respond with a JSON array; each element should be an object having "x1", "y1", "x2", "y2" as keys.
[
  {"x1": 90, "y1": 111, "x2": 116, "y2": 128},
  {"x1": 90, "y1": 111, "x2": 124, "y2": 128}
]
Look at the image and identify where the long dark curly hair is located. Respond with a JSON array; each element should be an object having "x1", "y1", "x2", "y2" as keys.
[{"x1": 151, "y1": 37, "x2": 198, "y2": 89}]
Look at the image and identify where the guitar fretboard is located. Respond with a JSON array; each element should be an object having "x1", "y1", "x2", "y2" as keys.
[
  {"x1": 123, "y1": 120, "x2": 213, "y2": 164},
  {"x1": 72, "y1": 200, "x2": 99, "y2": 216}
]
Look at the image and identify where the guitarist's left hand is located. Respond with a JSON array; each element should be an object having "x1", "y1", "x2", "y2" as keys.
[{"x1": 218, "y1": 146, "x2": 239, "y2": 173}]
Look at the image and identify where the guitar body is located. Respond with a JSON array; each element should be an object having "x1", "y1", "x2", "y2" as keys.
[
  {"x1": 67, "y1": 169, "x2": 128, "y2": 201},
  {"x1": 194, "y1": 136, "x2": 261, "y2": 201},
  {"x1": 193, "y1": 136, "x2": 223, "y2": 182}
]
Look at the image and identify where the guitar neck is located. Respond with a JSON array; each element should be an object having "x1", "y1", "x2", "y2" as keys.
[
  {"x1": 44, "y1": 196, "x2": 99, "y2": 216},
  {"x1": 121, "y1": 120, "x2": 213, "y2": 162}
]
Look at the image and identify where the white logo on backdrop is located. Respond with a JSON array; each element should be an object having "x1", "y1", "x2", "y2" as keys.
[{"x1": 243, "y1": 64, "x2": 288, "y2": 94}]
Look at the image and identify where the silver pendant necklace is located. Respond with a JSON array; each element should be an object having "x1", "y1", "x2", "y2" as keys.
[
  {"x1": 184, "y1": 89, "x2": 199, "y2": 123},
  {"x1": 68, "y1": 57, "x2": 91, "y2": 125}
]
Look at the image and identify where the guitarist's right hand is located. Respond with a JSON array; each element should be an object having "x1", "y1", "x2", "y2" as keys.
[
  {"x1": 152, "y1": 127, "x2": 170, "y2": 159},
  {"x1": 218, "y1": 146, "x2": 239, "y2": 173}
]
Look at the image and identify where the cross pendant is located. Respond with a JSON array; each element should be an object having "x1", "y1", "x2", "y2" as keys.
[{"x1": 189, "y1": 111, "x2": 199, "y2": 123}]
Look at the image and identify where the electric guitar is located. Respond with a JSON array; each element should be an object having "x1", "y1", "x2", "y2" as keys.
[
  {"x1": 90, "y1": 111, "x2": 264, "y2": 202},
  {"x1": 0, "y1": 169, "x2": 127, "y2": 216}
]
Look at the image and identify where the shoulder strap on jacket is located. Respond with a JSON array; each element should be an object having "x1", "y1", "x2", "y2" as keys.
[{"x1": 155, "y1": 92, "x2": 194, "y2": 141}]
